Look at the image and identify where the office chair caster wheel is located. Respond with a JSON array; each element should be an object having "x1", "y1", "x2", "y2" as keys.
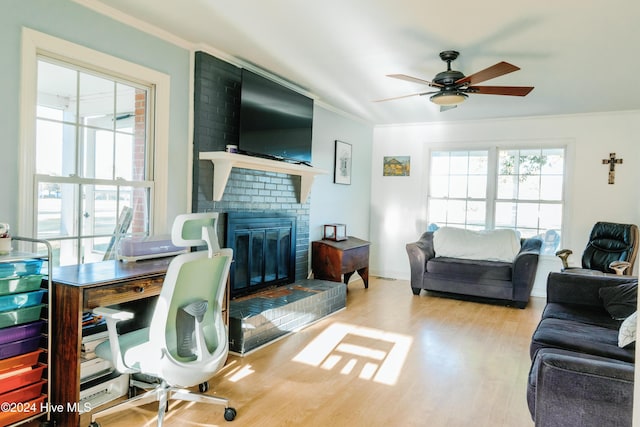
[
  {"x1": 88, "y1": 422, "x2": 101, "y2": 427},
  {"x1": 224, "y1": 407, "x2": 237, "y2": 421},
  {"x1": 199, "y1": 381, "x2": 209, "y2": 392}
]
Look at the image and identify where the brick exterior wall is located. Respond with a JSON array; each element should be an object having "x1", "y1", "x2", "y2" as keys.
[
  {"x1": 193, "y1": 51, "x2": 311, "y2": 282},
  {"x1": 132, "y1": 89, "x2": 147, "y2": 234}
]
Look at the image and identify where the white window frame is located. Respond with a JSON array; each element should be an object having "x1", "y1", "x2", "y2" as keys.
[
  {"x1": 494, "y1": 146, "x2": 566, "y2": 238},
  {"x1": 19, "y1": 28, "x2": 169, "y2": 237},
  {"x1": 427, "y1": 149, "x2": 491, "y2": 229},
  {"x1": 426, "y1": 139, "x2": 573, "y2": 245}
]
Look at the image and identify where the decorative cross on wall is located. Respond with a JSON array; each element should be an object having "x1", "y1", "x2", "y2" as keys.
[{"x1": 602, "y1": 152, "x2": 623, "y2": 184}]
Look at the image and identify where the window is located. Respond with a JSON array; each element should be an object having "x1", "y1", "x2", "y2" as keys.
[
  {"x1": 428, "y1": 151, "x2": 489, "y2": 230},
  {"x1": 496, "y1": 148, "x2": 564, "y2": 239},
  {"x1": 34, "y1": 57, "x2": 153, "y2": 266},
  {"x1": 20, "y1": 29, "x2": 170, "y2": 267},
  {"x1": 427, "y1": 147, "x2": 565, "y2": 250}
]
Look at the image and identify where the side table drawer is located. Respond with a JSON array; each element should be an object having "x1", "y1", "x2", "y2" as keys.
[{"x1": 83, "y1": 276, "x2": 164, "y2": 309}]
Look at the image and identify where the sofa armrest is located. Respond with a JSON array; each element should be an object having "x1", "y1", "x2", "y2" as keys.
[
  {"x1": 546, "y1": 272, "x2": 635, "y2": 307},
  {"x1": 511, "y1": 238, "x2": 541, "y2": 305},
  {"x1": 534, "y1": 351, "x2": 633, "y2": 427},
  {"x1": 405, "y1": 232, "x2": 435, "y2": 290},
  {"x1": 520, "y1": 237, "x2": 543, "y2": 254}
]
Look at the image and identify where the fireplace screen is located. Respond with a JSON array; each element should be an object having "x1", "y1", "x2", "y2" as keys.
[{"x1": 226, "y1": 213, "x2": 296, "y2": 298}]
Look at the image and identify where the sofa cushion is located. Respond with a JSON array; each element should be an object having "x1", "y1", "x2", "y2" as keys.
[
  {"x1": 426, "y1": 257, "x2": 512, "y2": 281},
  {"x1": 542, "y1": 302, "x2": 621, "y2": 330},
  {"x1": 599, "y1": 281, "x2": 638, "y2": 320},
  {"x1": 433, "y1": 227, "x2": 520, "y2": 262},
  {"x1": 530, "y1": 317, "x2": 635, "y2": 363}
]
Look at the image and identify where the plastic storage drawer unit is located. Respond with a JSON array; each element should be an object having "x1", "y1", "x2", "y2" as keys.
[
  {"x1": 14, "y1": 259, "x2": 43, "y2": 276},
  {"x1": 0, "y1": 350, "x2": 42, "y2": 372},
  {"x1": 0, "y1": 379, "x2": 45, "y2": 405},
  {"x1": 0, "y1": 290, "x2": 46, "y2": 312},
  {"x1": 0, "y1": 363, "x2": 46, "y2": 395},
  {"x1": 0, "y1": 336, "x2": 41, "y2": 360},
  {"x1": 0, "y1": 275, "x2": 44, "y2": 296},
  {"x1": 0, "y1": 321, "x2": 43, "y2": 346},
  {"x1": 0, "y1": 304, "x2": 45, "y2": 329}
]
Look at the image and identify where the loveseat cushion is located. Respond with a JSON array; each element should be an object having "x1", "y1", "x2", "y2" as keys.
[
  {"x1": 530, "y1": 317, "x2": 635, "y2": 363},
  {"x1": 541, "y1": 302, "x2": 621, "y2": 330},
  {"x1": 426, "y1": 257, "x2": 512, "y2": 281}
]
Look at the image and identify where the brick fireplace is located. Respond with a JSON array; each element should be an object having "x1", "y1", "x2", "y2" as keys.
[
  {"x1": 192, "y1": 51, "x2": 346, "y2": 354},
  {"x1": 192, "y1": 51, "x2": 310, "y2": 286}
]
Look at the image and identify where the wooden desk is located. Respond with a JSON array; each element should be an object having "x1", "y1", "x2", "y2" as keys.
[
  {"x1": 312, "y1": 237, "x2": 370, "y2": 288},
  {"x1": 50, "y1": 258, "x2": 172, "y2": 427}
]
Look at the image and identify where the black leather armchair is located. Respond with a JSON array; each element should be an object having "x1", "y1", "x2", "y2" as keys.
[{"x1": 556, "y1": 221, "x2": 639, "y2": 275}]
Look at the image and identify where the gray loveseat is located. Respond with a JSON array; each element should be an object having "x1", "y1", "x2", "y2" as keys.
[
  {"x1": 405, "y1": 230, "x2": 541, "y2": 308},
  {"x1": 528, "y1": 272, "x2": 637, "y2": 426}
]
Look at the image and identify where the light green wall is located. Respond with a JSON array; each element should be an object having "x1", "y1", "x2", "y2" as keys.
[
  {"x1": 0, "y1": 0, "x2": 191, "y2": 232},
  {"x1": 310, "y1": 106, "x2": 373, "y2": 243}
]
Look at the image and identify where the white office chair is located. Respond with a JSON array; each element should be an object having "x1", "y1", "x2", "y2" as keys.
[{"x1": 89, "y1": 213, "x2": 236, "y2": 426}]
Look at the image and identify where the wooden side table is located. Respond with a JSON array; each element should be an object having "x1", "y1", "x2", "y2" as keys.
[{"x1": 312, "y1": 237, "x2": 370, "y2": 288}]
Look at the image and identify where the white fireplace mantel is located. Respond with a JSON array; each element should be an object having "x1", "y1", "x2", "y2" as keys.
[{"x1": 199, "y1": 151, "x2": 328, "y2": 203}]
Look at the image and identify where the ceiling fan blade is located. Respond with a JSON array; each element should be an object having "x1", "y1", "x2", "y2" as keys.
[
  {"x1": 467, "y1": 85, "x2": 534, "y2": 96},
  {"x1": 387, "y1": 74, "x2": 443, "y2": 88},
  {"x1": 455, "y1": 61, "x2": 520, "y2": 86},
  {"x1": 373, "y1": 91, "x2": 438, "y2": 103}
]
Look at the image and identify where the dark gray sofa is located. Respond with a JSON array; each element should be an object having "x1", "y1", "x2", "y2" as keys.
[
  {"x1": 528, "y1": 272, "x2": 637, "y2": 427},
  {"x1": 405, "y1": 231, "x2": 541, "y2": 308}
]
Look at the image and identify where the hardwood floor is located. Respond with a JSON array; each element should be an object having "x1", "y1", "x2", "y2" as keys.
[{"x1": 85, "y1": 277, "x2": 544, "y2": 427}]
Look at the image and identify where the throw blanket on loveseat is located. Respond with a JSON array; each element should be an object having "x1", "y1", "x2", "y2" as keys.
[{"x1": 433, "y1": 227, "x2": 521, "y2": 262}]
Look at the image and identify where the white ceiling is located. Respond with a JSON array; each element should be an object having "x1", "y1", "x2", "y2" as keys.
[{"x1": 89, "y1": 0, "x2": 640, "y2": 125}]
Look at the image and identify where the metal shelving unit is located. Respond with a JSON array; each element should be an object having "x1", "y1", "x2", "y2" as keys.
[{"x1": 0, "y1": 237, "x2": 53, "y2": 427}]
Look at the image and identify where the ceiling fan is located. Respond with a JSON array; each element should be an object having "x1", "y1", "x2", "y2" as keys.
[{"x1": 375, "y1": 50, "x2": 534, "y2": 111}]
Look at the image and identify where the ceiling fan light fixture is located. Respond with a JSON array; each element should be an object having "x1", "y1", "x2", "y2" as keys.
[{"x1": 430, "y1": 91, "x2": 468, "y2": 106}]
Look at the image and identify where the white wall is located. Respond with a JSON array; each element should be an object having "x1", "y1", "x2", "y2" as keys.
[
  {"x1": 310, "y1": 105, "x2": 374, "y2": 244},
  {"x1": 370, "y1": 111, "x2": 640, "y2": 286}
]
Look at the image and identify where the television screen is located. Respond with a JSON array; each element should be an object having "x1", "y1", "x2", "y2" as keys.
[{"x1": 239, "y1": 69, "x2": 313, "y2": 164}]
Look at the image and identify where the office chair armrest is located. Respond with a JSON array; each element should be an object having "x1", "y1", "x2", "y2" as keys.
[
  {"x1": 555, "y1": 249, "x2": 573, "y2": 268},
  {"x1": 609, "y1": 261, "x2": 631, "y2": 275},
  {"x1": 93, "y1": 306, "x2": 135, "y2": 373},
  {"x1": 93, "y1": 306, "x2": 135, "y2": 321}
]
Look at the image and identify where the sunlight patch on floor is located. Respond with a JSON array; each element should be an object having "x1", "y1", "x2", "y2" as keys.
[
  {"x1": 291, "y1": 322, "x2": 413, "y2": 385},
  {"x1": 226, "y1": 363, "x2": 256, "y2": 383}
]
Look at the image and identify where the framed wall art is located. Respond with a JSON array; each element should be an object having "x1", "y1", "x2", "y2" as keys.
[
  {"x1": 334, "y1": 140, "x2": 352, "y2": 185},
  {"x1": 383, "y1": 156, "x2": 410, "y2": 176}
]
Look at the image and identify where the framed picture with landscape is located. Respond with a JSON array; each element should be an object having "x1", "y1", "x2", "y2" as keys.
[
  {"x1": 334, "y1": 140, "x2": 352, "y2": 185},
  {"x1": 383, "y1": 156, "x2": 410, "y2": 176}
]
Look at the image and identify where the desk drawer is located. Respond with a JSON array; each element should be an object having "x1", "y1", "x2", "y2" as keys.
[{"x1": 83, "y1": 276, "x2": 164, "y2": 309}]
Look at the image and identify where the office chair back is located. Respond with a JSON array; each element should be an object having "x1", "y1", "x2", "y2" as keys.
[{"x1": 146, "y1": 213, "x2": 232, "y2": 387}]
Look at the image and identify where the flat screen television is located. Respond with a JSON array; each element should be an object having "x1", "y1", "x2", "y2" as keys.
[{"x1": 239, "y1": 69, "x2": 313, "y2": 165}]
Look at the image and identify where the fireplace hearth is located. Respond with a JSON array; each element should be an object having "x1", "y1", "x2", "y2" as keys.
[{"x1": 225, "y1": 212, "x2": 297, "y2": 299}]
